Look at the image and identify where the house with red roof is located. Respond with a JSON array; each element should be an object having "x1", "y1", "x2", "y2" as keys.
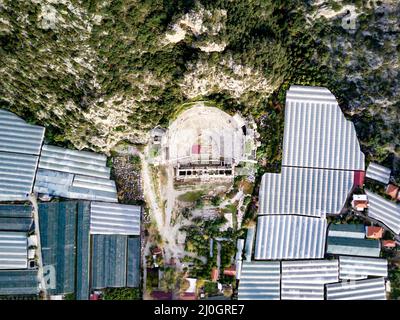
[{"x1": 366, "y1": 226, "x2": 384, "y2": 239}]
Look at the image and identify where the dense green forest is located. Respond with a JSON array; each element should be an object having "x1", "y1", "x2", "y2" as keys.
[{"x1": 0, "y1": 0, "x2": 399, "y2": 179}]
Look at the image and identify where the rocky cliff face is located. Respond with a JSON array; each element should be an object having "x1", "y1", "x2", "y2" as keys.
[
  {"x1": 0, "y1": 1, "x2": 398, "y2": 177},
  {"x1": 306, "y1": 0, "x2": 400, "y2": 178}
]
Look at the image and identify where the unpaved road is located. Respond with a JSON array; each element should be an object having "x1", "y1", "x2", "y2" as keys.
[{"x1": 139, "y1": 148, "x2": 197, "y2": 268}]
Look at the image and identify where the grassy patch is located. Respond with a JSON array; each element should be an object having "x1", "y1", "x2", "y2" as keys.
[
  {"x1": 222, "y1": 204, "x2": 237, "y2": 214},
  {"x1": 178, "y1": 190, "x2": 204, "y2": 203}
]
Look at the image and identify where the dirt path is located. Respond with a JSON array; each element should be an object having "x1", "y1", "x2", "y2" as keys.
[{"x1": 139, "y1": 149, "x2": 195, "y2": 269}]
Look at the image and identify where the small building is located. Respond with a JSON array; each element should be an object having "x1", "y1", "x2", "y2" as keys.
[
  {"x1": 28, "y1": 248, "x2": 36, "y2": 260},
  {"x1": 382, "y1": 240, "x2": 396, "y2": 248},
  {"x1": 28, "y1": 235, "x2": 38, "y2": 247},
  {"x1": 328, "y1": 224, "x2": 365, "y2": 239},
  {"x1": 211, "y1": 267, "x2": 219, "y2": 282},
  {"x1": 366, "y1": 226, "x2": 384, "y2": 239},
  {"x1": 353, "y1": 171, "x2": 366, "y2": 187},
  {"x1": 327, "y1": 236, "x2": 381, "y2": 258},
  {"x1": 365, "y1": 162, "x2": 391, "y2": 185},
  {"x1": 352, "y1": 194, "x2": 368, "y2": 211},
  {"x1": 386, "y1": 184, "x2": 399, "y2": 200},
  {"x1": 150, "y1": 126, "x2": 166, "y2": 144},
  {"x1": 223, "y1": 265, "x2": 236, "y2": 277}
]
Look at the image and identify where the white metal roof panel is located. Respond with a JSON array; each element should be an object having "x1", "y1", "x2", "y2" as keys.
[
  {"x1": 39, "y1": 145, "x2": 110, "y2": 179},
  {"x1": 365, "y1": 190, "x2": 400, "y2": 234},
  {"x1": 0, "y1": 231, "x2": 28, "y2": 269},
  {"x1": 235, "y1": 239, "x2": 244, "y2": 262},
  {"x1": 328, "y1": 224, "x2": 366, "y2": 239},
  {"x1": 281, "y1": 260, "x2": 339, "y2": 300},
  {"x1": 254, "y1": 215, "x2": 327, "y2": 260},
  {"x1": 339, "y1": 256, "x2": 388, "y2": 280},
  {"x1": 34, "y1": 170, "x2": 118, "y2": 203},
  {"x1": 244, "y1": 226, "x2": 255, "y2": 262},
  {"x1": 90, "y1": 202, "x2": 141, "y2": 235},
  {"x1": 0, "y1": 109, "x2": 45, "y2": 156},
  {"x1": 238, "y1": 261, "x2": 280, "y2": 300},
  {"x1": 258, "y1": 167, "x2": 354, "y2": 217},
  {"x1": 282, "y1": 86, "x2": 364, "y2": 171},
  {"x1": 326, "y1": 278, "x2": 386, "y2": 300},
  {"x1": 365, "y1": 163, "x2": 391, "y2": 184},
  {"x1": 0, "y1": 152, "x2": 39, "y2": 201}
]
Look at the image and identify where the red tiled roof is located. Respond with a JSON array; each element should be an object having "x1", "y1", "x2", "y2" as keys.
[
  {"x1": 211, "y1": 267, "x2": 219, "y2": 282},
  {"x1": 382, "y1": 240, "x2": 396, "y2": 248},
  {"x1": 192, "y1": 144, "x2": 201, "y2": 154},
  {"x1": 353, "y1": 171, "x2": 366, "y2": 187},
  {"x1": 366, "y1": 226, "x2": 384, "y2": 239},
  {"x1": 353, "y1": 200, "x2": 368, "y2": 210},
  {"x1": 223, "y1": 265, "x2": 236, "y2": 277},
  {"x1": 386, "y1": 184, "x2": 399, "y2": 200}
]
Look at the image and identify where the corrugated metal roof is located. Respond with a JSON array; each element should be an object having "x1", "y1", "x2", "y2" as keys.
[
  {"x1": 127, "y1": 237, "x2": 140, "y2": 288},
  {"x1": 0, "y1": 231, "x2": 28, "y2": 269},
  {"x1": 238, "y1": 261, "x2": 281, "y2": 300},
  {"x1": 366, "y1": 163, "x2": 391, "y2": 184},
  {"x1": 34, "y1": 169, "x2": 118, "y2": 202},
  {"x1": 281, "y1": 260, "x2": 339, "y2": 300},
  {"x1": 0, "y1": 204, "x2": 32, "y2": 218},
  {"x1": 91, "y1": 234, "x2": 128, "y2": 289},
  {"x1": 76, "y1": 201, "x2": 91, "y2": 300},
  {"x1": 259, "y1": 167, "x2": 354, "y2": 217},
  {"x1": 0, "y1": 109, "x2": 45, "y2": 156},
  {"x1": 0, "y1": 110, "x2": 44, "y2": 201},
  {"x1": 235, "y1": 238, "x2": 244, "y2": 262},
  {"x1": 0, "y1": 152, "x2": 40, "y2": 201},
  {"x1": 0, "y1": 204, "x2": 33, "y2": 232},
  {"x1": 365, "y1": 190, "x2": 400, "y2": 234},
  {"x1": 282, "y1": 86, "x2": 364, "y2": 171},
  {"x1": 34, "y1": 145, "x2": 118, "y2": 202},
  {"x1": 39, "y1": 145, "x2": 110, "y2": 179},
  {"x1": 244, "y1": 226, "x2": 255, "y2": 262},
  {"x1": 90, "y1": 202, "x2": 141, "y2": 235},
  {"x1": 0, "y1": 270, "x2": 39, "y2": 296},
  {"x1": 328, "y1": 224, "x2": 365, "y2": 239},
  {"x1": 254, "y1": 215, "x2": 327, "y2": 260},
  {"x1": 326, "y1": 278, "x2": 386, "y2": 300},
  {"x1": 0, "y1": 217, "x2": 32, "y2": 232},
  {"x1": 339, "y1": 256, "x2": 388, "y2": 280},
  {"x1": 327, "y1": 236, "x2": 381, "y2": 257},
  {"x1": 39, "y1": 202, "x2": 77, "y2": 294}
]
